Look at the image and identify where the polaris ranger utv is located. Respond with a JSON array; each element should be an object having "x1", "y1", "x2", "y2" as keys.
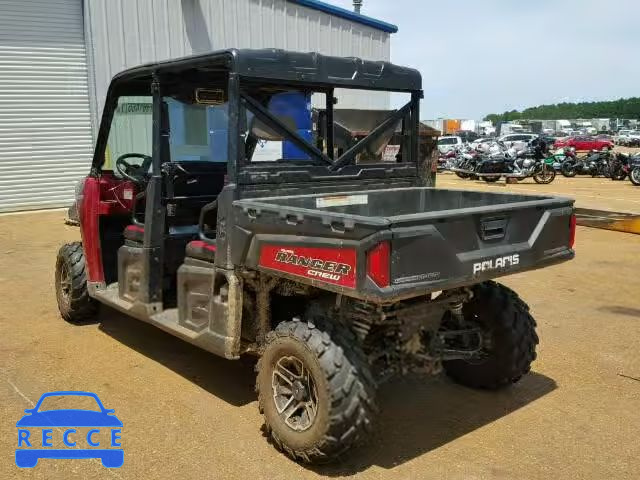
[{"x1": 55, "y1": 49, "x2": 575, "y2": 463}]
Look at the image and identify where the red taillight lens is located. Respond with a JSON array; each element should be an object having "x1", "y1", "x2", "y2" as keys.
[
  {"x1": 569, "y1": 214, "x2": 576, "y2": 248},
  {"x1": 367, "y1": 241, "x2": 390, "y2": 288}
]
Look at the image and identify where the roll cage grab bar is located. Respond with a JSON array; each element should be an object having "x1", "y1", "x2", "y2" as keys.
[
  {"x1": 240, "y1": 92, "x2": 334, "y2": 166},
  {"x1": 240, "y1": 91, "x2": 417, "y2": 171}
]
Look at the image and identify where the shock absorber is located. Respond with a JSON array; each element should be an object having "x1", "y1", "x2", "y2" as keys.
[
  {"x1": 346, "y1": 301, "x2": 378, "y2": 340},
  {"x1": 448, "y1": 287, "x2": 473, "y2": 323},
  {"x1": 449, "y1": 300, "x2": 465, "y2": 323}
]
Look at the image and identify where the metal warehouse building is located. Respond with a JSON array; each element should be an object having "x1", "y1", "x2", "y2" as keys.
[{"x1": 0, "y1": 0, "x2": 397, "y2": 212}]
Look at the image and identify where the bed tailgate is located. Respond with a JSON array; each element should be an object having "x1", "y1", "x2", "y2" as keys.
[{"x1": 384, "y1": 201, "x2": 575, "y2": 296}]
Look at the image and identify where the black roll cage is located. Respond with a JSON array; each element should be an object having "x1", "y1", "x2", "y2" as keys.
[
  {"x1": 92, "y1": 67, "x2": 422, "y2": 187},
  {"x1": 88, "y1": 49, "x2": 423, "y2": 304}
]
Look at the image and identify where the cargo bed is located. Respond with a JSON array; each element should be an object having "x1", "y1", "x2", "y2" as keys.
[{"x1": 233, "y1": 187, "x2": 575, "y2": 302}]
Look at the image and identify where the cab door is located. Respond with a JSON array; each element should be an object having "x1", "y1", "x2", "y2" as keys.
[{"x1": 80, "y1": 95, "x2": 152, "y2": 285}]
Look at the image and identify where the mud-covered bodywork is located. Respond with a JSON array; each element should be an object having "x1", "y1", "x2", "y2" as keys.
[{"x1": 233, "y1": 187, "x2": 575, "y2": 302}]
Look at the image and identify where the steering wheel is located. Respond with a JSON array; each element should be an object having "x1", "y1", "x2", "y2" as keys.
[{"x1": 115, "y1": 153, "x2": 152, "y2": 184}]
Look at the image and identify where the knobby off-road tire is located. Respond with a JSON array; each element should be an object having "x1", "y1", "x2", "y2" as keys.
[
  {"x1": 256, "y1": 310, "x2": 377, "y2": 464},
  {"x1": 443, "y1": 281, "x2": 538, "y2": 390},
  {"x1": 55, "y1": 242, "x2": 98, "y2": 323}
]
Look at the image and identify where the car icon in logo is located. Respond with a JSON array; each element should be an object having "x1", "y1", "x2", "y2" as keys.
[{"x1": 15, "y1": 391, "x2": 123, "y2": 468}]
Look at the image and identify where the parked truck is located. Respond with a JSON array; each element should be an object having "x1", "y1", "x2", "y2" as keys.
[{"x1": 442, "y1": 118, "x2": 461, "y2": 134}]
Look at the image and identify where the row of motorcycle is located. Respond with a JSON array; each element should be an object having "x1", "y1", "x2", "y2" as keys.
[
  {"x1": 439, "y1": 141, "x2": 640, "y2": 186},
  {"x1": 560, "y1": 149, "x2": 640, "y2": 184}
]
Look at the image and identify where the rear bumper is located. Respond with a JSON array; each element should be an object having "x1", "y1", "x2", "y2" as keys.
[{"x1": 365, "y1": 247, "x2": 574, "y2": 303}]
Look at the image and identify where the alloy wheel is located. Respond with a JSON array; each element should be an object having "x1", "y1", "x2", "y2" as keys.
[{"x1": 271, "y1": 355, "x2": 318, "y2": 432}]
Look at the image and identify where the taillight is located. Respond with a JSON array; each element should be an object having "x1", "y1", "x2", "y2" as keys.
[
  {"x1": 569, "y1": 214, "x2": 576, "y2": 248},
  {"x1": 366, "y1": 241, "x2": 390, "y2": 288}
]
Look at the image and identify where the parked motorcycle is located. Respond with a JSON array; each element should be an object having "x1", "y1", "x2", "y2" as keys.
[
  {"x1": 451, "y1": 148, "x2": 481, "y2": 179},
  {"x1": 561, "y1": 149, "x2": 612, "y2": 178},
  {"x1": 629, "y1": 155, "x2": 640, "y2": 186},
  {"x1": 438, "y1": 149, "x2": 457, "y2": 172},
  {"x1": 609, "y1": 153, "x2": 631, "y2": 181},
  {"x1": 550, "y1": 147, "x2": 577, "y2": 170},
  {"x1": 476, "y1": 152, "x2": 556, "y2": 184},
  {"x1": 450, "y1": 139, "x2": 556, "y2": 184}
]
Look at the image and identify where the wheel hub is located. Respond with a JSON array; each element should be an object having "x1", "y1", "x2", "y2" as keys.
[
  {"x1": 292, "y1": 380, "x2": 308, "y2": 401},
  {"x1": 57, "y1": 262, "x2": 72, "y2": 306},
  {"x1": 272, "y1": 355, "x2": 318, "y2": 432}
]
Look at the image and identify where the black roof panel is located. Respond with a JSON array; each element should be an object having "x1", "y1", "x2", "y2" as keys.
[{"x1": 111, "y1": 48, "x2": 421, "y2": 92}]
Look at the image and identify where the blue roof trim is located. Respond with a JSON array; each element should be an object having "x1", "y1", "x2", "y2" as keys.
[{"x1": 289, "y1": 0, "x2": 398, "y2": 33}]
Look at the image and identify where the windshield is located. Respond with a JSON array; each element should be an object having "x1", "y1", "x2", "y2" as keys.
[
  {"x1": 103, "y1": 92, "x2": 228, "y2": 176},
  {"x1": 165, "y1": 95, "x2": 228, "y2": 163},
  {"x1": 438, "y1": 137, "x2": 458, "y2": 145}
]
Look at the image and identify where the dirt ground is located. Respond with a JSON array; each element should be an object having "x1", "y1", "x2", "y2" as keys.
[
  {"x1": 437, "y1": 173, "x2": 640, "y2": 214},
  {"x1": 1, "y1": 210, "x2": 639, "y2": 480}
]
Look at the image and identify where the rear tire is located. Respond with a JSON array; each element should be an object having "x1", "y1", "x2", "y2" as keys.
[
  {"x1": 256, "y1": 309, "x2": 377, "y2": 464},
  {"x1": 610, "y1": 170, "x2": 627, "y2": 181},
  {"x1": 630, "y1": 167, "x2": 640, "y2": 186},
  {"x1": 55, "y1": 242, "x2": 98, "y2": 323},
  {"x1": 443, "y1": 281, "x2": 538, "y2": 390},
  {"x1": 483, "y1": 175, "x2": 501, "y2": 183},
  {"x1": 561, "y1": 162, "x2": 577, "y2": 177}
]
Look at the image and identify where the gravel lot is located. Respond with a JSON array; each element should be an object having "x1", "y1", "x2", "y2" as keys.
[{"x1": 1, "y1": 210, "x2": 639, "y2": 480}]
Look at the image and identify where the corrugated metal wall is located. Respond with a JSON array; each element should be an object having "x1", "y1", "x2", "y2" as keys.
[
  {"x1": 0, "y1": 0, "x2": 94, "y2": 212},
  {"x1": 85, "y1": 0, "x2": 391, "y2": 127}
]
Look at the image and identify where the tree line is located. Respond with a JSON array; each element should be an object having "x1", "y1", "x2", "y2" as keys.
[{"x1": 484, "y1": 97, "x2": 640, "y2": 123}]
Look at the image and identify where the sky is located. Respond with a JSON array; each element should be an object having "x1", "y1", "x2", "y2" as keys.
[{"x1": 330, "y1": 0, "x2": 640, "y2": 120}]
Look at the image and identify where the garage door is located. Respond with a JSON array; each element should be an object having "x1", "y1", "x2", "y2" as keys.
[{"x1": 0, "y1": 0, "x2": 93, "y2": 212}]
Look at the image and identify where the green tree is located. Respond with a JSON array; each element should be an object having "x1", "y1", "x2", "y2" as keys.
[{"x1": 483, "y1": 98, "x2": 640, "y2": 123}]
